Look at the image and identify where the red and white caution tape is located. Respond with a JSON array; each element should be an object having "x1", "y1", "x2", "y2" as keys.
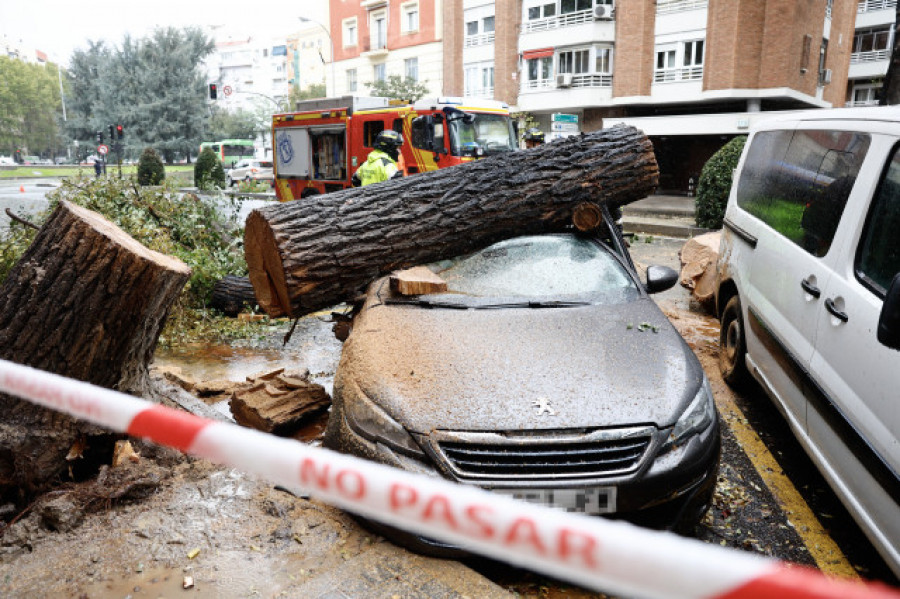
[{"x1": 0, "y1": 358, "x2": 897, "y2": 599}]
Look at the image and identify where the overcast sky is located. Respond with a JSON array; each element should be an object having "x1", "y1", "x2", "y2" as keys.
[{"x1": 0, "y1": 0, "x2": 330, "y2": 65}]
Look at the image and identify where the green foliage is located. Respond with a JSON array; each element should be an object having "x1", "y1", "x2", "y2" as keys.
[
  {"x1": 206, "y1": 107, "x2": 265, "y2": 141},
  {"x1": 696, "y1": 136, "x2": 747, "y2": 229},
  {"x1": 288, "y1": 82, "x2": 327, "y2": 108},
  {"x1": 137, "y1": 147, "x2": 166, "y2": 186},
  {"x1": 194, "y1": 147, "x2": 225, "y2": 190},
  {"x1": 0, "y1": 56, "x2": 66, "y2": 157},
  {"x1": 365, "y1": 75, "x2": 429, "y2": 102},
  {"x1": 65, "y1": 27, "x2": 214, "y2": 163}
]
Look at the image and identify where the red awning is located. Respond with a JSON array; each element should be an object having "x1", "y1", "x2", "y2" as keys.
[{"x1": 522, "y1": 47, "x2": 554, "y2": 60}]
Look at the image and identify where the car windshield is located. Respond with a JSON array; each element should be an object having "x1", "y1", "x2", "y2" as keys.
[
  {"x1": 388, "y1": 235, "x2": 640, "y2": 308},
  {"x1": 449, "y1": 113, "x2": 516, "y2": 156}
]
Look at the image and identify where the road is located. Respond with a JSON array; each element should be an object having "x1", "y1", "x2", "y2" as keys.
[{"x1": 0, "y1": 178, "x2": 60, "y2": 230}]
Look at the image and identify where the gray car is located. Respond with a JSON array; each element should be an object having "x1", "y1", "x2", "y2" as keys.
[{"x1": 324, "y1": 228, "x2": 721, "y2": 555}]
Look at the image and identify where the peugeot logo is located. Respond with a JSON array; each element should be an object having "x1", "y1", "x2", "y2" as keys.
[{"x1": 532, "y1": 398, "x2": 556, "y2": 416}]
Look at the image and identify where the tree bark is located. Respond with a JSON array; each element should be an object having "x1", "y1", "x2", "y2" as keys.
[
  {"x1": 245, "y1": 124, "x2": 658, "y2": 318},
  {"x1": 210, "y1": 275, "x2": 257, "y2": 317},
  {"x1": 0, "y1": 200, "x2": 191, "y2": 498}
]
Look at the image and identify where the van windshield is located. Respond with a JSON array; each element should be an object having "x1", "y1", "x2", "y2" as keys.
[{"x1": 448, "y1": 113, "x2": 516, "y2": 156}]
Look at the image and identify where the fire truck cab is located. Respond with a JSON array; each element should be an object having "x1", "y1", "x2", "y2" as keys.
[{"x1": 271, "y1": 96, "x2": 516, "y2": 201}]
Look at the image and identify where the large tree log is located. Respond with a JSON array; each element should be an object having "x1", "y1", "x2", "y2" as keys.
[
  {"x1": 245, "y1": 125, "x2": 658, "y2": 318},
  {"x1": 0, "y1": 200, "x2": 191, "y2": 498}
]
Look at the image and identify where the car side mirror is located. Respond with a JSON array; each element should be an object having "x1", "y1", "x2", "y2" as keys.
[
  {"x1": 877, "y1": 272, "x2": 900, "y2": 350},
  {"x1": 646, "y1": 265, "x2": 678, "y2": 294}
]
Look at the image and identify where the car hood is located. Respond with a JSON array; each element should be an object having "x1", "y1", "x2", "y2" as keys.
[{"x1": 336, "y1": 297, "x2": 704, "y2": 434}]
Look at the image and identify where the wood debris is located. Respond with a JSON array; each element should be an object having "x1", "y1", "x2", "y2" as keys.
[{"x1": 229, "y1": 369, "x2": 330, "y2": 434}]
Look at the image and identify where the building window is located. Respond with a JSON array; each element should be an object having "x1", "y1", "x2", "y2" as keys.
[
  {"x1": 525, "y1": 56, "x2": 553, "y2": 89},
  {"x1": 343, "y1": 18, "x2": 358, "y2": 47},
  {"x1": 560, "y1": 0, "x2": 591, "y2": 14},
  {"x1": 465, "y1": 62, "x2": 495, "y2": 97},
  {"x1": 347, "y1": 68, "x2": 357, "y2": 92},
  {"x1": 402, "y1": 2, "x2": 419, "y2": 33},
  {"x1": 558, "y1": 49, "x2": 590, "y2": 74},
  {"x1": 683, "y1": 40, "x2": 704, "y2": 67},
  {"x1": 374, "y1": 63, "x2": 386, "y2": 82},
  {"x1": 853, "y1": 26, "x2": 893, "y2": 62},
  {"x1": 405, "y1": 57, "x2": 418, "y2": 81},
  {"x1": 654, "y1": 40, "x2": 703, "y2": 82},
  {"x1": 465, "y1": 10, "x2": 496, "y2": 47},
  {"x1": 371, "y1": 11, "x2": 387, "y2": 50},
  {"x1": 527, "y1": 3, "x2": 556, "y2": 20},
  {"x1": 595, "y1": 47, "x2": 613, "y2": 73}
]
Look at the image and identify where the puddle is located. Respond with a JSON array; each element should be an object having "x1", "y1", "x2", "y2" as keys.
[{"x1": 152, "y1": 344, "x2": 310, "y2": 383}]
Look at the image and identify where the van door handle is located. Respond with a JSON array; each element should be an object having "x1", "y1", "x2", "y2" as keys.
[
  {"x1": 801, "y1": 278, "x2": 821, "y2": 298},
  {"x1": 825, "y1": 298, "x2": 849, "y2": 323}
]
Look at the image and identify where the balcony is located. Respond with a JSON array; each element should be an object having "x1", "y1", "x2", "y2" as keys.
[
  {"x1": 851, "y1": 49, "x2": 891, "y2": 63},
  {"x1": 656, "y1": 0, "x2": 708, "y2": 15},
  {"x1": 360, "y1": 38, "x2": 389, "y2": 59},
  {"x1": 464, "y1": 32, "x2": 495, "y2": 48},
  {"x1": 521, "y1": 9, "x2": 595, "y2": 34},
  {"x1": 653, "y1": 66, "x2": 703, "y2": 83},
  {"x1": 845, "y1": 99, "x2": 880, "y2": 107},
  {"x1": 858, "y1": 0, "x2": 897, "y2": 12},
  {"x1": 521, "y1": 73, "x2": 612, "y2": 93}
]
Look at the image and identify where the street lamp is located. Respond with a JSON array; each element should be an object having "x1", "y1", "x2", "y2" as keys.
[{"x1": 298, "y1": 16, "x2": 336, "y2": 97}]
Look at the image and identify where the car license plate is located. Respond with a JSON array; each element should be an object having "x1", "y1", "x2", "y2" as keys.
[{"x1": 492, "y1": 487, "x2": 617, "y2": 515}]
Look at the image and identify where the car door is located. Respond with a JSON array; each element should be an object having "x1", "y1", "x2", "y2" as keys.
[
  {"x1": 807, "y1": 141, "x2": 900, "y2": 563},
  {"x1": 739, "y1": 128, "x2": 871, "y2": 429}
]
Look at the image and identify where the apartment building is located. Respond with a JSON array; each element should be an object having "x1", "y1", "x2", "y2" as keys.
[
  {"x1": 847, "y1": 0, "x2": 896, "y2": 106},
  {"x1": 329, "y1": 0, "x2": 444, "y2": 98},
  {"x1": 286, "y1": 25, "x2": 331, "y2": 94},
  {"x1": 440, "y1": 0, "x2": 869, "y2": 192},
  {"x1": 206, "y1": 34, "x2": 292, "y2": 113}
]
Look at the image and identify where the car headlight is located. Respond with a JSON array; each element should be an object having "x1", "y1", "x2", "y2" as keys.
[
  {"x1": 659, "y1": 377, "x2": 716, "y2": 453},
  {"x1": 344, "y1": 388, "x2": 425, "y2": 458}
]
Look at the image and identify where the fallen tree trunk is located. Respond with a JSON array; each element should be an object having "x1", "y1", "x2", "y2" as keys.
[
  {"x1": 210, "y1": 275, "x2": 257, "y2": 316},
  {"x1": 0, "y1": 200, "x2": 191, "y2": 498},
  {"x1": 245, "y1": 124, "x2": 658, "y2": 317}
]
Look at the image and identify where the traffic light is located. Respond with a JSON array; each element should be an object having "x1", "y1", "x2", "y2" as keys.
[
  {"x1": 108, "y1": 125, "x2": 114, "y2": 140},
  {"x1": 116, "y1": 124, "x2": 124, "y2": 140},
  {"x1": 96, "y1": 130, "x2": 103, "y2": 144},
  {"x1": 209, "y1": 83, "x2": 218, "y2": 100}
]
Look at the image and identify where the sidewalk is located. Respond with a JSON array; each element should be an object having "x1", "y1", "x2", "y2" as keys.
[{"x1": 622, "y1": 194, "x2": 712, "y2": 238}]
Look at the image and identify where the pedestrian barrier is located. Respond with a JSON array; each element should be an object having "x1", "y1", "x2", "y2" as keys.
[{"x1": 0, "y1": 358, "x2": 897, "y2": 599}]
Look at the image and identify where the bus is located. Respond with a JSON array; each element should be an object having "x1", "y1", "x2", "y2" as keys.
[{"x1": 199, "y1": 139, "x2": 255, "y2": 169}]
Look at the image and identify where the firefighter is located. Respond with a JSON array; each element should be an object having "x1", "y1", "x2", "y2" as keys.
[{"x1": 352, "y1": 129, "x2": 404, "y2": 186}]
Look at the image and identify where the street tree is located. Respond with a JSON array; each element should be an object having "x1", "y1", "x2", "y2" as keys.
[
  {"x1": 206, "y1": 107, "x2": 264, "y2": 141},
  {"x1": 366, "y1": 75, "x2": 429, "y2": 102},
  {"x1": 288, "y1": 82, "x2": 326, "y2": 109},
  {"x1": 0, "y1": 56, "x2": 66, "y2": 158},
  {"x1": 64, "y1": 41, "x2": 111, "y2": 155}
]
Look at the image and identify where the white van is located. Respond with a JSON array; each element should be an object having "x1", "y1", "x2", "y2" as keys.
[{"x1": 714, "y1": 107, "x2": 900, "y2": 577}]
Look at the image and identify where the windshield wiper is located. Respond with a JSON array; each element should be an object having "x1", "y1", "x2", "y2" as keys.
[
  {"x1": 385, "y1": 297, "x2": 470, "y2": 309},
  {"x1": 480, "y1": 300, "x2": 591, "y2": 309}
]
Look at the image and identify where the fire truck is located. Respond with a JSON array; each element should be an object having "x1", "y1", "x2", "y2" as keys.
[{"x1": 271, "y1": 96, "x2": 517, "y2": 201}]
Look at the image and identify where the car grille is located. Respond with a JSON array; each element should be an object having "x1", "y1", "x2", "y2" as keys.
[{"x1": 425, "y1": 427, "x2": 655, "y2": 481}]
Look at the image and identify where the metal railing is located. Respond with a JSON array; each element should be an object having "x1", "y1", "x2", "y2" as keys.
[
  {"x1": 850, "y1": 49, "x2": 891, "y2": 63},
  {"x1": 656, "y1": 0, "x2": 708, "y2": 15},
  {"x1": 521, "y1": 74, "x2": 612, "y2": 92},
  {"x1": 522, "y1": 9, "x2": 595, "y2": 34},
  {"x1": 464, "y1": 32, "x2": 495, "y2": 48},
  {"x1": 845, "y1": 98, "x2": 880, "y2": 107},
  {"x1": 858, "y1": 0, "x2": 897, "y2": 12},
  {"x1": 653, "y1": 66, "x2": 704, "y2": 83},
  {"x1": 464, "y1": 86, "x2": 495, "y2": 98}
]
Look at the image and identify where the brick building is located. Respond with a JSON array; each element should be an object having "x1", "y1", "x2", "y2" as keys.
[{"x1": 329, "y1": 0, "x2": 444, "y2": 97}]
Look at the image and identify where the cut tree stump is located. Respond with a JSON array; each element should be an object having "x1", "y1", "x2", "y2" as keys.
[
  {"x1": 210, "y1": 275, "x2": 257, "y2": 317},
  {"x1": 0, "y1": 200, "x2": 191, "y2": 498},
  {"x1": 245, "y1": 125, "x2": 658, "y2": 317}
]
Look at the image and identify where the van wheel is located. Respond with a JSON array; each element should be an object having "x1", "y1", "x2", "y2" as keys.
[{"x1": 719, "y1": 295, "x2": 749, "y2": 387}]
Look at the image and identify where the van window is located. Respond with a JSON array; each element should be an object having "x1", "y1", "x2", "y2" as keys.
[
  {"x1": 363, "y1": 121, "x2": 385, "y2": 147},
  {"x1": 857, "y1": 146, "x2": 900, "y2": 295},
  {"x1": 736, "y1": 129, "x2": 871, "y2": 257}
]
